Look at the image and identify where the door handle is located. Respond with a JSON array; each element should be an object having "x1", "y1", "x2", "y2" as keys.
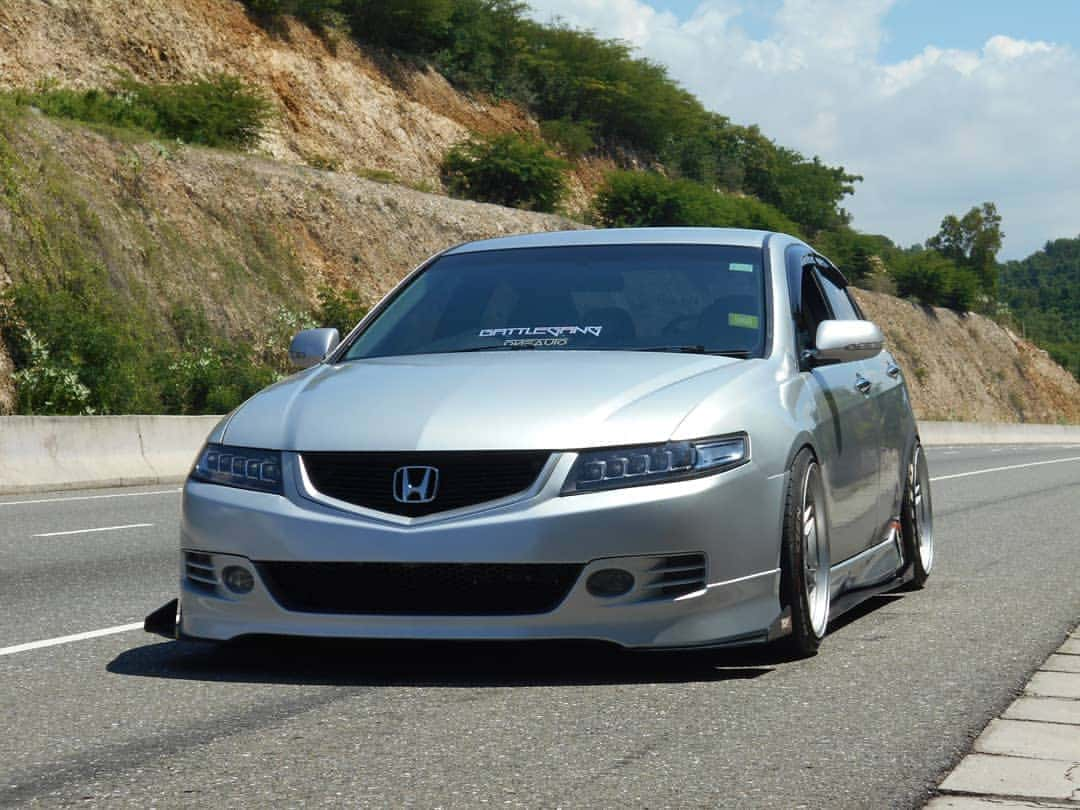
[
  {"x1": 886, "y1": 363, "x2": 901, "y2": 379},
  {"x1": 854, "y1": 374, "x2": 872, "y2": 394}
]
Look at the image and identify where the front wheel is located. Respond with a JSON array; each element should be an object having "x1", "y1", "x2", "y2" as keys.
[
  {"x1": 900, "y1": 442, "x2": 934, "y2": 588},
  {"x1": 779, "y1": 449, "x2": 831, "y2": 657}
]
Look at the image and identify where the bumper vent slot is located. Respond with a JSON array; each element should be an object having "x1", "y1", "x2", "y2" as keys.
[
  {"x1": 256, "y1": 561, "x2": 583, "y2": 616},
  {"x1": 184, "y1": 551, "x2": 217, "y2": 593},
  {"x1": 300, "y1": 451, "x2": 551, "y2": 518},
  {"x1": 642, "y1": 553, "x2": 707, "y2": 599}
]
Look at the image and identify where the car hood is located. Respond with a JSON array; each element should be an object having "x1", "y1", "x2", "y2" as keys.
[{"x1": 221, "y1": 351, "x2": 759, "y2": 451}]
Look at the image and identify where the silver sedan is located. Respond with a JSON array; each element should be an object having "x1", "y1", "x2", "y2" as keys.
[{"x1": 147, "y1": 227, "x2": 934, "y2": 656}]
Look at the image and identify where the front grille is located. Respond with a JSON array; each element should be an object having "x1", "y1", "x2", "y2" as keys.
[
  {"x1": 301, "y1": 451, "x2": 551, "y2": 517},
  {"x1": 256, "y1": 561, "x2": 584, "y2": 615},
  {"x1": 640, "y1": 553, "x2": 707, "y2": 599}
]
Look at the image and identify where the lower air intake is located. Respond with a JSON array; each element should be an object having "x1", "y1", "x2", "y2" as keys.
[
  {"x1": 255, "y1": 561, "x2": 584, "y2": 616},
  {"x1": 641, "y1": 553, "x2": 707, "y2": 599}
]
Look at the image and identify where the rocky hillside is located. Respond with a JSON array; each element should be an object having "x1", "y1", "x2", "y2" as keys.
[
  {"x1": 0, "y1": 0, "x2": 1077, "y2": 423},
  {"x1": 2, "y1": 107, "x2": 1076, "y2": 422},
  {"x1": 0, "y1": 109, "x2": 578, "y2": 412},
  {"x1": 0, "y1": 0, "x2": 611, "y2": 210},
  {"x1": 853, "y1": 290, "x2": 1080, "y2": 423}
]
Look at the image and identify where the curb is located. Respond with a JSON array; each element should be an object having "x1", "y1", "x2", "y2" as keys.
[{"x1": 926, "y1": 624, "x2": 1080, "y2": 808}]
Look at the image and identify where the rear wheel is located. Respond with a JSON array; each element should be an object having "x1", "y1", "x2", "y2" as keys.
[
  {"x1": 900, "y1": 442, "x2": 934, "y2": 588},
  {"x1": 780, "y1": 449, "x2": 831, "y2": 656}
]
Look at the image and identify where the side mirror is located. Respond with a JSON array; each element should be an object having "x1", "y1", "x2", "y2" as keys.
[
  {"x1": 289, "y1": 328, "x2": 340, "y2": 369},
  {"x1": 808, "y1": 320, "x2": 884, "y2": 364}
]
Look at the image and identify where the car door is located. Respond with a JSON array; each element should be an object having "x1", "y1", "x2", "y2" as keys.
[
  {"x1": 797, "y1": 261, "x2": 882, "y2": 566},
  {"x1": 859, "y1": 331, "x2": 910, "y2": 528}
]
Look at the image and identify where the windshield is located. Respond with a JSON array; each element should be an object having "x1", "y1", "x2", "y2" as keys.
[{"x1": 342, "y1": 244, "x2": 767, "y2": 360}]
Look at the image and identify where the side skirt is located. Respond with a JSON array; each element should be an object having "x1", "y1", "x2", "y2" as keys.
[{"x1": 826, "y1": 569, "x2": 912, "y2": 622}]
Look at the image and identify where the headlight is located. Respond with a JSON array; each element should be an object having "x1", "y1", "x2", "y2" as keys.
[
  {"x1": 190, "y1": 444, "x2": 283, "y2": 494},
  {"x1": 561, "y1": 435, "x2": 749, "y2": 494}
]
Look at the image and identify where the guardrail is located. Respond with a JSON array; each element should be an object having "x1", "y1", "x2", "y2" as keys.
[{"x1": 1, "y1": 416, "x2": 1078, "y2": 495}]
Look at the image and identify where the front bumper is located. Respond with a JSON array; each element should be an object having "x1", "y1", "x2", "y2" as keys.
[{"x1": 176, "y1": 451, "x2": 787, "y2": 649}]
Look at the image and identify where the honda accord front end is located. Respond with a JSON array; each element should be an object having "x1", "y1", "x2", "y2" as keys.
[{"x1": 154, "y1": 227, "x2": 883, "y2": 650}]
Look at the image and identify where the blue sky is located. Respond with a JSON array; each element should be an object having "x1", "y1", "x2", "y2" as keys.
[
  {"x1": 645, "y1": 0, "x2": 1080, "y2": 62},
  {"x1": 527, "y1": 0, "x2": 1080, "y2": 258}
]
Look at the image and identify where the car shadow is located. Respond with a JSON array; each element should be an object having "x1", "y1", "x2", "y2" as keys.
[
  {"x1": 107, "y1": 635, "x2": 792, "y2": 688},
  {"x1": 827, "y1": 592, "x2": 905, "y2": 636}
]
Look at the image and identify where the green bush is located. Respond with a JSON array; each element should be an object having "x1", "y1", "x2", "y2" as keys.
[
  {"x1": 593, "y1": 171, "x2": 801, "y2": 234},
  {"x1": 10, "y1": 330, "x2": 93, "y2": 415},
  {"x1": 0, "y1": 262, "x2": 165, "y2": 413},
  {"x1": 539, "y1": 118, "x2": 595, "y2": 158},
  {"x1": 315, "y1": 285, "x2": 369, "y2": 335},
  {"x1": 345, "y1": 0, "x2": 454, "y2": 53},
  {"x1": 891, "y1": 251, "x2": 980, "y2": 311},
  {"x1": 10, "y1": 74, "x2": 271, "y2": 149},
  {"x1": 243, "y1": 0, "x2": 343, "y2": 29},
  {"x1": 158, "y1": 343, "x2": 275, "y2": 415},
  {"x1": 442, "y1": 133, "x2": 567, "y2": 212}
]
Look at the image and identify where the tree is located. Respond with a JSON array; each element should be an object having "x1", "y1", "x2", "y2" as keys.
[
  {"x1": 592, "y1": 171, "x2": 801, "y2": 234},
  {"x1": 926, "y1": 202, "x2": 1003, "y2": 301},
  {"x1": 344, "y1": 0, "x2": 454, "y2": 53}
]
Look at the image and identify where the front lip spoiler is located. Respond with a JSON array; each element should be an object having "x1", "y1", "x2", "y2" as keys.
[{"x1": 144, "y1": 598, "x2": 180, "y2": 639}]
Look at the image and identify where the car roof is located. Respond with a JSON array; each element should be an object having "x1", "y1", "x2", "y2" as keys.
[{"x1": 443, "y1": 227, "x2": 786, "y2": 255}]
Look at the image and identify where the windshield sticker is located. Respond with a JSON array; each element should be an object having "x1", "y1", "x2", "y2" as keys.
[
  {"x1": 503, "y1": 338, "x2": 570, "y2": 348},
  {"x1": 728, "y1": 313, "x2": 759, "y2": 329},
  {"x1": 478, "y1": 325, "x2": 603, "y2": 338},
  {"x1": 729, "y1": 262, "x2": 755, "y2": 273}
]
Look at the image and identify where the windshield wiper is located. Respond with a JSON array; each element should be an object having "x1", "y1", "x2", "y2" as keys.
[
  {"x1": 452, "y1": 344, "x2": 539, "y2": 353},
  {"x1": 630, "y1": 346, "x2": 751, "y2": 358}
]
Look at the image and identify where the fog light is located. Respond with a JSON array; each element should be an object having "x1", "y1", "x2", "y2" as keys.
[
  {"x1": 222, "y1": 566, "x2": 255, "y2": 595},
  {"x1": 586, "y1": 568, "x2": 634, "y2": 598}
]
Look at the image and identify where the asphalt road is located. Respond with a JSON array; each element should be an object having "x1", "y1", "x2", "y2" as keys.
[{"x1": 2, "y1": 444, "x2": 1079, "y2": 808}]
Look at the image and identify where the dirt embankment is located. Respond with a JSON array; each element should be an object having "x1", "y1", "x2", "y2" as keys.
[{"x1": 0, "y1": 0, "x2": 612, "y2": 206}]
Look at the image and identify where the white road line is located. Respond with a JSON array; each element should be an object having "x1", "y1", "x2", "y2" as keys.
[
  {"x1": 32, "y1": 523, "x2": 155, "y2": 538},
  {"x1": 931, "y1": 455, "x2": 1080, "y2": 483},
  {"x1": 0, "y1": 622, "x2": 144, "y2": 658},
  {"x1": 0, "y1": 488, "x2": 181, "y2": 507}
]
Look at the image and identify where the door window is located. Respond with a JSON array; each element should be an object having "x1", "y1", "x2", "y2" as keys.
[
  {"x1": 797, "y1": 268, "x2": 831, "y2": 354},
  {"x1": 816, "y1": 270, "x2": 860, "y2": 321}
]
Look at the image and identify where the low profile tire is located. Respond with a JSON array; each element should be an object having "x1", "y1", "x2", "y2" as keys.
[
  {"x1": 779, "y1": 449, "x2": 831, "y2": 657},
  {"x1": 900, "y1": 442, "x2": 934, "y2": 589}
]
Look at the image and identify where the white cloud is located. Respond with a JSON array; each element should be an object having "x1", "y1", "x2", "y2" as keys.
[{"x1": 527, "y1": 0, "x2": 1080, "y2": 258}]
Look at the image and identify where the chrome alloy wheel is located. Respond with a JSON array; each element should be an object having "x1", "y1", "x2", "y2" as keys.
[
  {"x1": 801, "y1": 462, "x2": 831, "y2": 638},
  {"x1": 910, "y1": 446, "x2": 934, "y2": 574}
]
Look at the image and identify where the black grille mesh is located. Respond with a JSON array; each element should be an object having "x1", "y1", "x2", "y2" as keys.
[
  {"x1": 256, "y1": 562, "x2": 584, "y2": 615},
  {"x1": 301, "y1": 451, "x2": 551, "y2": 517}
]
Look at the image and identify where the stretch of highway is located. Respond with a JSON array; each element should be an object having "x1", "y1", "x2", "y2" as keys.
[{"x1": 2, "y1": 444, "x2": 1078, "y2": 807}]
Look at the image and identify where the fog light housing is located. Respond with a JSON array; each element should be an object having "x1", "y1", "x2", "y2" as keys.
[
  {"x1": 586, "y1": 568, "x2": 634, "y2": 598},
  {"x1": 222, "y1": 566, "x2": 255, "y2": 595}
]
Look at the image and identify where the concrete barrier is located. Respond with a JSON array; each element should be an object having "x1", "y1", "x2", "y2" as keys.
[
  {"x1": 919, "y1": 421, "x2": 1080, "y2": 446},
  {"x1": 0, "y1": 415, "x2": 221, "y2": 494},
  {"x1": 1, "y1": 415, "x2": 1077, "y2": 495}
]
